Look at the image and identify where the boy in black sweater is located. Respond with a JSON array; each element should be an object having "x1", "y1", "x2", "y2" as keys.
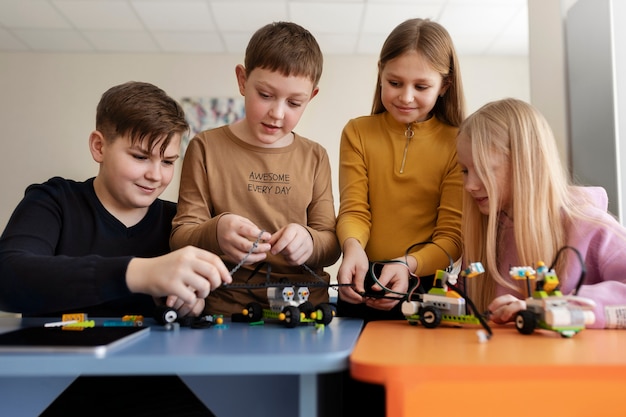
[
  {"x1": 0, "y1": 81, "x2": 231, "y2": 317},
  {"x1": 0, "y1": 81, "x2": 231, "y2": 417}
]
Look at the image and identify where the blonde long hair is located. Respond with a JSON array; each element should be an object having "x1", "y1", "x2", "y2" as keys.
[{"x1": 459, "y1": 98, "x2": 578, "y2": 311}]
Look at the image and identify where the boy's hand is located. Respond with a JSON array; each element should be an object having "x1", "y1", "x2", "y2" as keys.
[
  {"x1": 164, "y1": 295, "x2": 205, "y2": 317},
  {"x1": 217, "y1": 214, "x2": 272, "y2": 265},
  {"x1": 268, "y1": 223, "x2": 313, "y2": 265},
  {"x1": 337, "y1": 238, "x2": 367, "y2": 304},
  {"x1": 126, "y1": 246, "x2": 232, "y2": 307}
]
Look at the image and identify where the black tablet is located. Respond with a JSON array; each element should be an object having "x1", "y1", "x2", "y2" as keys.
[{"x1": 0, "y1": 325, "x2": 150, "y2": 356}]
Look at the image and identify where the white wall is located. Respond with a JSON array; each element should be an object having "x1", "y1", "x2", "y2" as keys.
[
  {"x1": 563, "y1": 0, "x2": 626, "y2": 221},
  {"x1": 527, "y1": 0, "x2": 580, "y2": 170},
  {"x1": 0, "y1": 52, "x2": 529, "y2": 231}
]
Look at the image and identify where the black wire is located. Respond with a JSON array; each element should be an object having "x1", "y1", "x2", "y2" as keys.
[
  {"x1": 357, "y1": 240, "x2": 456, "y2": 300},
  {"x1": 548, "y1": 245, "x2": 586, "y2": 295},
  {"x1": 359, "y1": 260, "x2": 411, "y2": 299},
  {"x1": 447, "y1": 281, "x2": 493, "y2": 338},
  {"x1": 404, "y1": 240, "x2": 455, "y2": 272}
]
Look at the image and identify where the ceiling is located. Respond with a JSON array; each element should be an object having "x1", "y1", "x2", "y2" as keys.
[{"x1": 0, "y1": 0, "x2": 528, "y2": 56}]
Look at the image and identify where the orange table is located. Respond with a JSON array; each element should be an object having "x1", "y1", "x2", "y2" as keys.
[{"x1": 350, "y1": 321, "x2": 626, "y2": 417}]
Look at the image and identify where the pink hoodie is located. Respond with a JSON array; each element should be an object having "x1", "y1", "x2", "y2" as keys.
[{"x1": 496, "y1": 187, "x2": 626, "y2": 328}]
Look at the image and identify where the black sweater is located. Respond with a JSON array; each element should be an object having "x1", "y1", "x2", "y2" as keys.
[{"x1": 0, "y1": 177, "x2": 176, "y2": 316}]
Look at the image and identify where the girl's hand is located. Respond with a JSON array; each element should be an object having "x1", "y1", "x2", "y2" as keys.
[
  {"x1": 365, "y1": 261, "x2": 410, "y2": 311},
  {"x1": 337, "y1": 238, "x2": 368, "y2": 304},
  {"x1": 487, "y1": 294, "x2": 526, "y2": 324}
]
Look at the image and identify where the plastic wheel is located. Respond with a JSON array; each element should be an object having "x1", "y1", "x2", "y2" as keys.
[
  {"x1": 282, "y1": 306, "x2": 301, "y2": 328},
  {"x1": 314, "y1": 303, "x2": 335, "y2": 325},
  {"x1": 154, "y1": 305, "x2": 178, "y2": 325},
  {"x1": 515, "y1": 310, "x2": 536, "y2": 335},
  {"x1": 245, "y1": 302, "x2": 263, "y2": 322},
  {"x1": 420, "y1": 306, "x2": 442, "y2": 328},
  {"x1": 299, "y1": 301, "x2": 315, "y2": 317}
]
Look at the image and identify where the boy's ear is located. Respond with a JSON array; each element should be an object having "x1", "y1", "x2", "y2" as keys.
[
  {"x1": 310, "y1": 86, "x2": 319, "y2": 101},
  {"x1": 89, "y1": 130, "x2": 106, "y2": 163},
  {"x1": 235, "y1": 64, "x2": 247, "y2": 96}
]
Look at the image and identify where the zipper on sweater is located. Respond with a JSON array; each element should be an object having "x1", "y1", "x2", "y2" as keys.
[{"x1": 400, "y1": 123, "x2": 414, "y2": 174}]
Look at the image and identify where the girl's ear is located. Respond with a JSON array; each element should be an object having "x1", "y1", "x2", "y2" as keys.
[
  {"x1": 439, "y1": 77, "x2": 451, "y2": 97},
  {"x1": 89, "y1": 130, "x2": 106, "y2": 163},
  {"x1": 235, "y1": 64, "x2": 247, "y2": 96}
]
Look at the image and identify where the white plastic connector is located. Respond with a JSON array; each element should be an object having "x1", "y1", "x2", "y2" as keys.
[{"x1": 476, "y1": 329, "x2": 490, "y2": 343}]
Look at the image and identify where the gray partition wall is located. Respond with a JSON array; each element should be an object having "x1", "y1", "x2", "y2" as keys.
[{"x1": 566, "y1": 0, "x2": 626, "y2": 223}]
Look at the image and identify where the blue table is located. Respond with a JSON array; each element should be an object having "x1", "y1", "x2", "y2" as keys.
[{"x1": 0, "y1": 316, "x2": 362, "y2": 416}]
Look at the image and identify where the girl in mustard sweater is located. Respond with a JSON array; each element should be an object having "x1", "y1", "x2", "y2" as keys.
[{"x1": 336, "y1": 18, "x2": 466, "y2": 322}]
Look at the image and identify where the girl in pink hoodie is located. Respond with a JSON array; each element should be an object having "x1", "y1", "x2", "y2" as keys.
[{"x1": 456, "y1": 98, "x2": 626, "y2": 329}]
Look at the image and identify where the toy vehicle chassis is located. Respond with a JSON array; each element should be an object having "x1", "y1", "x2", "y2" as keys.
[
  {"x1": 509, "y1": 251, "x2": 596, "y2": 338},
  {"x1": 405, "y1": 306, "x2": 483, "y2": 329},
  {"x1": 514, "y1": 309, "x2": 582, "y2": 338},
  {"x1": 402, "y1": 263, "x2": 491, "y2": 335},
  {"x1": 513, "y1": 298, "x2": 594, "y2": 338},
  {"x1": 242, "y1": 301, "x2": 336, "y2": 328}
]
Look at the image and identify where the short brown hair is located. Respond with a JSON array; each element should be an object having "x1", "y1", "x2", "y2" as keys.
[
  {"x1": 244, "y1": 21, "x2": 323, "y2": 87},
  {"x1": 96, "y1": 81, "x2": 189, "y2": 155}
]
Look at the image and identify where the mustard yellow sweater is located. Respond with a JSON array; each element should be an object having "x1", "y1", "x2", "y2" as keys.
[{"x1": 337, "y1": 112, "x2": 462, "y2": 276}]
